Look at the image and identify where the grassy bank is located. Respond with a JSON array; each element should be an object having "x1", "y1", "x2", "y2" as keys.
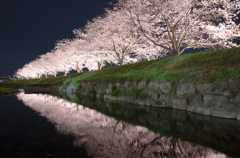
[
  {"x1": 0, "y1": 87, "x2": 19, "y2": 96},
  {"x1": 0, "y1": 73, "x2": 82, "y2": 96},
  {"x1": 65, "y1": 47, "x2": 240, "y2": 84},
  {"x1": 0, "y1": 47, "x2": 240, "y2": 96}
]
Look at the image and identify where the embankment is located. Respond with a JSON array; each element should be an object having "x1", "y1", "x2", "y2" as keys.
[
  {"x1": 61, "y1": 80, "x2": 240, "y2": 120},
  {"x1": 59, "y1": 47, "x2": 240, "y2": 120},
  {"x1": 4, "y1": 47, "x2": 239, "y2": 119}
]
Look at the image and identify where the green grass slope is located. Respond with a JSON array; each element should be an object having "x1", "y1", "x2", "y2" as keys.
[
  {"x1": 66, "y1": 47, "x2": 240, "y2": 84},
  {"x1": 0, "y1": 87, "x2": 19, "y2": 96}
]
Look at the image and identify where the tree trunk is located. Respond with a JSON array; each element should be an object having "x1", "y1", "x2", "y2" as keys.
[
  {"x1": 170, "y1": 49, "x2": 180, "y2": 56},
  {"x1": 97, "y1": 61, "x2": 103, "y2": 70},
  {"x1": 119, "y1": 57, "x2": 125, "y2": 65},
  {"x1": 76, "y1": 65, "x2": 82, "y2": 73},
  {"x1": 53, "y1": 72, "x2": 57, "y2": 77}
]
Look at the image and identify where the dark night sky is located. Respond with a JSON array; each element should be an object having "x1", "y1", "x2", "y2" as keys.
[{"x1": 0, "y1": 0, "x2": 114, "y2": 76}]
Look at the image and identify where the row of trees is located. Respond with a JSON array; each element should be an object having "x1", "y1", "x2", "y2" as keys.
[{"x1": 15, "y1": 0, "x2": 240, "y2": 78}]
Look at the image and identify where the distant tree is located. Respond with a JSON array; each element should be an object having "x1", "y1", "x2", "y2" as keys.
[
  {"x1": 15, "y1": 58, "x2": 48, "y2": 79},
  {"x1": 53, "y1": 39, "x2": 79, "y2": 75},
  {"x1": 57, "y1": 39, "x2": 86, "y2": 73},
  {"x1": 38, "y1": 52, "x2": 61, "y2": 77},
  {"x1": 54, "y1": 38, "x2": 102, "y2": 73},
  {"x1": 117, "y1": 0, "x2": 240, "y2": 56},
  {"x1": 14, "y1": 65, "x2": 35, "y2": 79},
  {"x1": 74, "y1": 27, "x2": 118, "y2": 68}
]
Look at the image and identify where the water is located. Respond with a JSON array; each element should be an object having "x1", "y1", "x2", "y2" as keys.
[
  {"x1": 0, "y1": 94, "x2": 89, "y2": 158},
  {"x1": 1, "y1": 92, "x2": 240, "y2": 158}
]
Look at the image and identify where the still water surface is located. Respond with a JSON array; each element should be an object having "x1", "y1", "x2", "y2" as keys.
[{"x1": 1, "y1": 92, "x2": 240, "y2": 158}]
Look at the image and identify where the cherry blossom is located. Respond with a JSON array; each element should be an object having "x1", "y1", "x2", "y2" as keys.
[{"x1": 116, "y1": 0, "x2": 240, "y2": 56}]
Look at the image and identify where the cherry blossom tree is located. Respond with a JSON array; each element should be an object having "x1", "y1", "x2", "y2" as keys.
[
  {"x1": 38, "y1": 52, "x2": 61, "y2": 77},
  {"x1": 103, "y1": 8, "x2": 142, "y2": 65},
  {"x1": 14, "y1": 64, "x2": 37, "y2": 79},
  {"x1": 54, "y1": 38, "x2": 104, "y2": 73},
  {"x1": 83, "y1": 8, "x2": 164, "y2": 66},
  {"x1": 33, "y1": 58, "x2": 50, "y2": 78},
  {"x1": 74, "y1": 27, "x2": 118, "y2": 68},
  {"x1": 55, "y1": 39, "x2": 85, "y2": 73},
  {"x1": 116, "y1": 0, "x2": 240, "y2": 56},
  {"x1": 15, "y1": 37, "x2": 98, "y2": 78},
  {"x1": 14, "y1": 57, "x2": 50, "y2": 79},
  {"x1": 85, "y1": 50, "x2": 111, "y2": 70},
  {"x1": 52, "y1": 52, "x2": 72, "y2": 76}
]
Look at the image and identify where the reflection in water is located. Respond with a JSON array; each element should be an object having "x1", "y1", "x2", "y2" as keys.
[{"x1": 16, "y1": 92, "x2": 229, "y2": 158}]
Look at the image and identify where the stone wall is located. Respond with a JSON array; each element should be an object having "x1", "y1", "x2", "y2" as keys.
[
  {"x1": 62, "y1": 80, "x2": 240, "y2": 120},
  {"x1": 24, "y1": 84, "x2": 52, "y2": 94}
]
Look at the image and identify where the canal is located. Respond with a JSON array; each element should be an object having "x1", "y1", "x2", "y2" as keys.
[{"x1": 1, "y1": 92, "x2": 240, "y2": 158}]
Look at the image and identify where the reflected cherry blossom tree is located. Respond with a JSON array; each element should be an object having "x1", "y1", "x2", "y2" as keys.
[{"x1": 16, "y1": 92, "x2": 229, "y2": 158}]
